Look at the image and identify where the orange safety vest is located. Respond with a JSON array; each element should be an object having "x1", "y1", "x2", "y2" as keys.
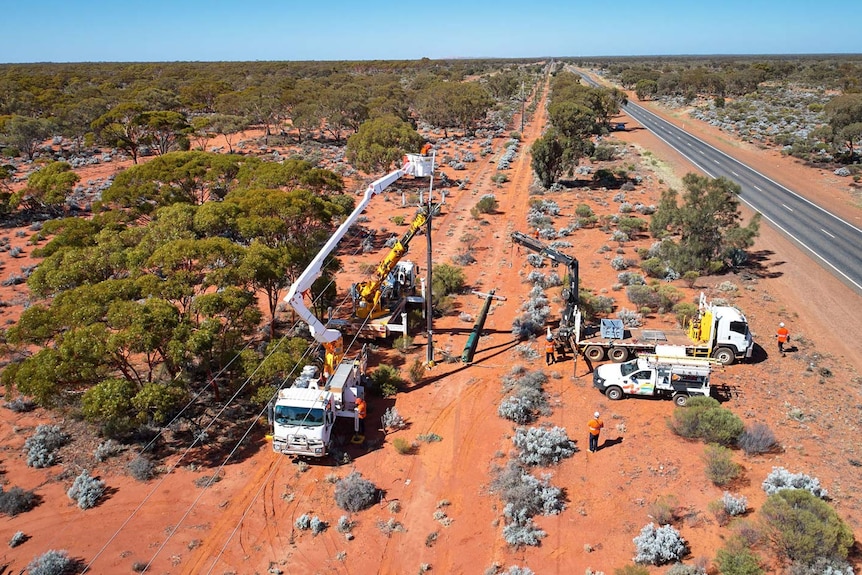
[
  {"x1": 545, "y1": 342, "x2": 555, "y2": 354},
  {"x1": 355, "y1": 399, "x2": 366, "y2": 419},
  {"x1": 776, "y1": 327, "x2": 789, "y2": 343},
  {"x1": 588, "y1": 418, "x2": 603, "y2": 436}
]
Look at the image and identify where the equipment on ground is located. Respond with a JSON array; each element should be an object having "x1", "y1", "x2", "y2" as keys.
[
  {"x1": 461, "y1": 290, "x2": 507, "y2": 363},
  {"x1": 592, "y1": 347, "x2": 712, "y2": 406},
  {"x1": 272, "y1": 151, "x2": 433, "y2": 457}
]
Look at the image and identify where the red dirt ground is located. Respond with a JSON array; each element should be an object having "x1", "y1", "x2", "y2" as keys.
[{"x1": 2, "y1": 72, "x2": 862, "y2": 575}]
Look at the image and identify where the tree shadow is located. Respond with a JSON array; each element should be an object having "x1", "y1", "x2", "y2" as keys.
[
  {"x1": 405, "y1": 338, "x2": 522, "y2": 393},
  {"x1": 740, "y1": 249, "x2": 784, "y2": 279}
]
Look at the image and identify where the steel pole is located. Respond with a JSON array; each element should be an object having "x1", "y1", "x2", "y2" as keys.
[{"x1": 425, "y1": 150, "x2": 436, "y2": 367}]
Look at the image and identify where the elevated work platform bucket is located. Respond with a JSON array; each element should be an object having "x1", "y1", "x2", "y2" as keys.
[{"x1": 405, "y1": 153, "x2": 434, "y2": 178}]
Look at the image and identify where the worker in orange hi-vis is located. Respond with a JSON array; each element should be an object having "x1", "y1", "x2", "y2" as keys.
[
  {"x1": 545, "y1": 337, "x2": 556, "y2": 366},
  {"x1": 776, "y1": 322, "x2": 790, "y2": 356},
  {"x1": 354, "y1": 396, "x2": 367, "y2": 435},
  {"x1": 420, "y1": 143, "x2": 432, "y2": 156},
  {"x1": 588, "y1": 412, "x2": 604, "y2": 453}
]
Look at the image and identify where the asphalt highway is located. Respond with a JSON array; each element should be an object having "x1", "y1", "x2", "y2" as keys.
[{"x1": 578, "y1": 73, "x2": 862, "y2": 295}]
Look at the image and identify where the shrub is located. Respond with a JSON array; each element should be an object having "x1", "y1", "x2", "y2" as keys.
[
  {"x1": 611, "y1": 256, "x2": 636, "y2": 271},
  {"x1": 492, "y1": 461, "x2": 565, "y2": 520},
  {"x1": 615, "y1": 566, "x2": 650, "y2": 575},
  {"x1": 9, "y1": 530, "x2": 27, "y2": 548},
  {"x1": 432, "y1": 263, "x2": 466, "y2": 297},
  {"x1": 633, "y1": 523, "x2": 687, "y2": 565},
  {"x1": 576, "y1": 203, "x2": 594, "y2": 218},
  {"x1": 310, "y1": 516, "x2": 327, "y2": 535},
  {"x1": 669, "y1": 397, "x2": 744, "y2": 446},
  {"x1": 507, "y1": 567, "x2": 535, "y2": 575},
  {"x1": 392, "y1": 334, "x2": 413, "y2": 352},
  {"x1": 417, "y1": 433, "x2": 442, "y2": 443},
  {"x1": 641, "y1": 257, "x2": 667, "y2": 279},
  {"x1": 703, "y1": 444, "x2": 742, "y2": 486},
  {"x1": 0, "y1": 486, "x2": 38, "y2": 516},
  {"x1": 512, "y1": 426, "x2": 576, "y2": 466},
  {"x1": 760, "y1": 489, "x2": 853, "y2": 564},
  {"x1": 722, "y1": 491, "x2": 747, "y2": 516},
  {"x1": 617, "y1": 271, "x2": 645, "y2": 286},
  {"x1": 369, "y1": 364, "x2": 403, "y2": 397},
  {"x1": 647, "y1": 495, "x2": 678, "y2": 525},
  {"x1": 502, "y1": 519, "x2": 546, "y2": 547},
  {"x1": 24, "y1": 425, "x2": 70, "y2": 468},
  {"x1": 737, "y1": 423, "x2": 779, "y2": 455},
  {"x1": 474, "y1": 194, "x2": 499, "y2": 214},
  {"x1": 295, "y1": 513, "x2": 312, "y2": 530},
  {"x1": 336, "y1": 515, "x2": 354, "y2": 533},
  {"x1": 5, "y1": 396, "x2": 35, "y2": 412},
  {"x1": 511, "y1": 314, "x2": 543, "y2": 339},
  {"x1": 787, "y1": 557, "x2": 854, "y2": 575},
  {"x1": 683, "y1": 271, "x2": 700, "y2": 288},
  {"x1": 715, "y1": 543, "x2": 764, "y2": 575},
  {"x1": 498, "y1": 370, "x2": 549, "y2": 424},
  {"x1": 381, "y1": 406, "x2": 406, "y2": 432},
  {"x1": 334, "y1": 472, "x2": 379, "y2": 512},
  {"x1": 392, "y1": 437, "x2": 413, "y2": 454},
  {"x1": 762, "y1": 467, "x2": 827, "y2": 498},
  {"x1": 94, "y1": 440, "x2": 124, "y2": 463},
  {"x1": 666, "y1": 564, "x2": 705, "y2": 575},
  {"x1": 26, "y1": 550, "x2": 78, "y2": 575},
  {"x1": 491, "y1": 172, "x2": 509, "y2": 184},
  {"x1": 67, "y1": 470, "x2": 105, "y2": 510},
  {"x1": 626, "y1": 284, "x2": 661, "y2": 310},
  {"x1": 127, "y1": 456, "x2": 156, "y2": 481}
]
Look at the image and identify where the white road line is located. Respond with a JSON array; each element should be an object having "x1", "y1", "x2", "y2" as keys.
[
  {"x1": 731, "y1": 171, "x2": 739, "y2": 176},
  {"x1": 713, "y1": 159, "x2": 720, "y2": 165},
  {"x1": 753, "y1": 185, "x2": 762, "y2": 191},
  {"x1": 821, "y1": 228, "x2": 835, "y2": 239},
  {"x1": 783, "y1": 204, "x2": 793, "y2": 212}
]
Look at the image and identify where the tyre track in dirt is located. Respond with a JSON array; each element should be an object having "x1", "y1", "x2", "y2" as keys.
[
  {"x1": 179, "y1": 452, "x2": 279, "y2": 574},
  {"x1": 375, "y1": 71, "x2": 553, "y2": 573}
]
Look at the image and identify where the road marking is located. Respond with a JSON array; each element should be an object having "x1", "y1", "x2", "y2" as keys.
[
  {"x1": 753, "y1": 185, "x2": 762, "y2": 191},
  {"x1": 714, "y1": 160, "x2": 720, "y2": 165},
  {"x1": 783, "y1": 204, "x2": 793, "y2": 212},
  {"x1": 731, "y1": 170, "x2": 739, "y2": 176},
  {"x1": 821, "y1": 228, "x2": 835, "y2": 239},
  {"x1": 699, "y1": 150, "x2": 706, "y2": 155}
]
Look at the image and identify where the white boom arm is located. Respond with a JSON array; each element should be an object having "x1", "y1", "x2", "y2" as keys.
[{"x1": 284, "y1": 153, "x2": 433, "y2": 369}]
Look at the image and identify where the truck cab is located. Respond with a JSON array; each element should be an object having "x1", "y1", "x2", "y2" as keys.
[
  {"x1": 271, "y1": 360, "x2": 364, "y2": 458},
  {"x1": 593, "y1": 354, "x2": 711, "y2": 406}
]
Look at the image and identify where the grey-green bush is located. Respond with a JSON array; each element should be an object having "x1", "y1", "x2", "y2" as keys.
[
  {"x1": 26, "y1": 550, "x2": 76, "y2": 575},
  {"x1": 513, "y1": 426, "x2": 576, "y2": 466},
  {"x1": 334, "y1": 472, "x2": 378, "y2": 512},
  {"x1": 24, "y1": 425, "x2": 69, "y2": 468},
  {"x1": 633, "y1": 523, "x2": 687, "y2": 565},
  {"x1": 67, "y1": 470, "x2": 105, "y2": 510}
]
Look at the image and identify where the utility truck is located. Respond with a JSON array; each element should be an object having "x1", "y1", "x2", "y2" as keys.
[
  {"x1": 271, "y1": 351, "x2": 368, "y2": 457},
  {"x1": 592, "y1": 346, "x2": 712, "y2": 406},
  {"x1": 510, "y1": 232, "x2": 754, "y2": 365},
  {"x1": 271, "y1": 150, "x2": 434, "y2": 457}
]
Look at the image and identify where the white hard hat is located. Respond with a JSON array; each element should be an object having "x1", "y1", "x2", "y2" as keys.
[
  {"x1": 779, "y1": 322, "x2": 785, "y2": 327},
  {"x1": 594, "y1": 412, "x2": 600, "y2": 418}
]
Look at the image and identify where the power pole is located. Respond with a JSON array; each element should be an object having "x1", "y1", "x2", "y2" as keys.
[
  {"x1": 425, "y1": 150, "x2": 436, "y2": 367},
  {"x1": 520, "y1": 81, "x2": 526, "y2": 133}
]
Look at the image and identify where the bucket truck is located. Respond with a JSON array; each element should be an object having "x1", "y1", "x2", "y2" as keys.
[
  {"x1": 511, "y1": 232, "x2": 753, "y2": 365},
  {"x1": 271, "y1": 151, "x2": 434, "y2": 458}
]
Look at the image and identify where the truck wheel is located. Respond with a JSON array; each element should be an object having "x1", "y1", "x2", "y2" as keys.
[
  {"x1": 609, "y1": 347, "x2": 629, "y2": 363},
  {"x1": 673, "y1": 393, "x2": 689, "y2": 407},
  {"x1": 585, "y1": 346, "x2": 605, "y2": 362},
  {"x1": 712, "y1": 347, "x2": 735, "y2": 365},
  {"x1": 606, "y1": 386, "x2": 624, "y2": 401}
]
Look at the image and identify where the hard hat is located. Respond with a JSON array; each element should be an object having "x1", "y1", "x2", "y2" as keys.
[
  {"x1": 779, "y1": 322, "x2": 785, "y2": 327},
  {"x1": 594, "y1": 412, "x2": 600, "y2": 418}
]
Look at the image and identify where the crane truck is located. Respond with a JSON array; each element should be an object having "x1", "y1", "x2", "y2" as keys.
[
  {"x1": 271, "y1": 151, "x2": 434, "y2": 458},
  {"x1": 511, "y1": 232, "x2": 754, "y2": 365}
]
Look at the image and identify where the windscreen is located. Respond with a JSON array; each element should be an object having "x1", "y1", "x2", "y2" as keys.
[{"x1": 274, "y1": 405, "x2": 325, "y2": 427}]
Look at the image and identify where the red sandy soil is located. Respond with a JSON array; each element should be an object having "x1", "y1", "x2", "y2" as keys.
[{"x1": 2, "y1": 73, "x2": 862, "y2": 575}]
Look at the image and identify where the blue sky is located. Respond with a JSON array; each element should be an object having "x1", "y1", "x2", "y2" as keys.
[{"x1": 1, "y1": 0, "x2": 859, "y2": 63}]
